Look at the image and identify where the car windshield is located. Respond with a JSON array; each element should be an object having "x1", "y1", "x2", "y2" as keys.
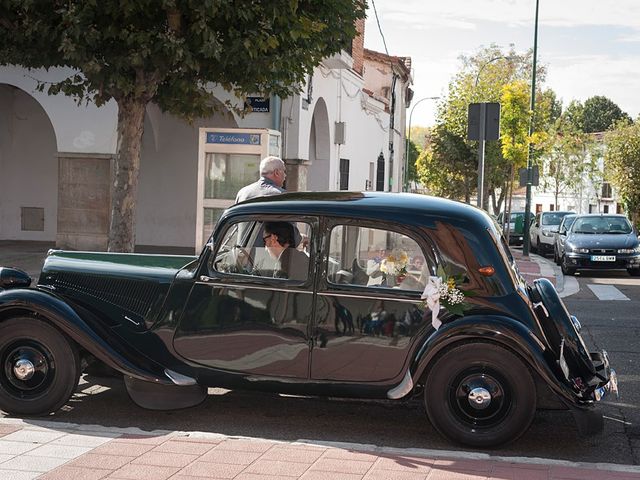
[
  {"x1": 571, "y1": 216, "x2": 632, "y2": 234},
  {"x1": 562, "y1": 216, "x2": 576, "y2": 231},
  {"x1": 542, "y1": 212, "x2": 570, "y2": 226}
]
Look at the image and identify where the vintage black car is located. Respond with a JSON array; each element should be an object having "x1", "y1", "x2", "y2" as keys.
[{"x1": 0, "y1": 192, "x2": 617, "y2": 447}]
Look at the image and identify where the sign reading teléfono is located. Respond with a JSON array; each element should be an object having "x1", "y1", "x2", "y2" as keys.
[{"x1": 206, "y1": 132, "x2": 262, "y2": 145}]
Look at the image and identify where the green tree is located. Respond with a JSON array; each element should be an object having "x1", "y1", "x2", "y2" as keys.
[
  {"x1": 606, "y1": 119, "x2": 640, "y2": 225},
  {"x1": 416, "y1": 124, "x2": 475, "y2": 202},
  {"x1": 568, "y1": 95, "x2": 631, "y2": 133},
  {"x1": 430, "y1": 44, "x2": 556, "y2": 212},
  {"x1": 0, "y1": 0, "x2": 365, "y2": 251},
  {"x1": 406, "y1": 138, "x2": 421, "y2": 186}
]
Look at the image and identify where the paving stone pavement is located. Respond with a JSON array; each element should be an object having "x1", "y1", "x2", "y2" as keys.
[{"x1": 1, "y1": 419, "x2": 640, "y2": 480}]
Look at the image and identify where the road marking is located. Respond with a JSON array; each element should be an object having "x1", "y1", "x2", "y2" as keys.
[{"x1": 587, "y1": 284, "x2": 630, "y2": 301}]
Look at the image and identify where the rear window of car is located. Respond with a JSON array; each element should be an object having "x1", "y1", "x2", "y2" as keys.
[{"x1": 542, "y1": 212, "x2": 570, "y2": 226}]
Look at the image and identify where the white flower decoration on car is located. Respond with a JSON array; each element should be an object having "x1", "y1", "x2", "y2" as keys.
[{"x1": 421, "y1": 276, "x2": 443, "y2": 330}]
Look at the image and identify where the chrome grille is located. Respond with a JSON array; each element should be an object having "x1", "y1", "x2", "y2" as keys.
[
  {"x1": 590, "y1": 248, "x2": 616, "y2": 254},
  {"x1": 53, "y1": 272, "x2": 160, "y2": 317}
]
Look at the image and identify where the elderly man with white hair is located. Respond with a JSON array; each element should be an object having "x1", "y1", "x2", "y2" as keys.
[{"x1": 235, "y1": 156, "x2": 287, "y2": 204}]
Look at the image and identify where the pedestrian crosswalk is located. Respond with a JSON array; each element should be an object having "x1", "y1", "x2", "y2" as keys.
[{"x1": 587, "y1": 284, "x2": 631, "y2": 301}]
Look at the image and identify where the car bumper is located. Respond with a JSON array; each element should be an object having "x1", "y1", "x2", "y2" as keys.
[
  {"x1": 508, "y1": 234, "x2": 524, "y2": 245},
  {"x1": 564, "y1": 253, "x2": 640, "y2": 269}
]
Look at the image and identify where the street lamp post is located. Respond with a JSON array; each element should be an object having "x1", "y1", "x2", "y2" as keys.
[
  {"x1": 523, "y1": 0, "x2": 540, "y2": 257},
  {"x1": 404, "y1": 96, "x2": 439, "y2": 192}
]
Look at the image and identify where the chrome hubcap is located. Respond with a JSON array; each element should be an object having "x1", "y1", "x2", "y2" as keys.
[
  {"x1": 468, "y1": 387, "x2": 492, "y2": 409},
  {"x1": 13, "y1": 358, "x2": 35, "y2": 380}
]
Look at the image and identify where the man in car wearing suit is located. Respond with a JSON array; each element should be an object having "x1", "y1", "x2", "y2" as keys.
[{"x1": 262, "y1": 221, "x2": 309, "y2": 281}]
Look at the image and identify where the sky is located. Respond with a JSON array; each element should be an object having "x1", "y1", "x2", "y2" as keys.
[{"x1": 363, "y1": 0, "x2": 640, "y2": 127}]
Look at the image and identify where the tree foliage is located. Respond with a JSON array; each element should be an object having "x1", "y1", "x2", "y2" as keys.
[
  {"x1": 416, "y1": 124, "x2": 475, "y2": 202},
  {"x1": 0, "y1": 0, "x2": 366, "y2": 251},
  {"x1": 606, "y1": 119, "x2": 640, "y2": 225},
  {"x1": 426, "y1": 44, "x2": 557, "y2": 212},
  {"x1": 563, "y1": 96, "x2": 631, "y2": 133}
]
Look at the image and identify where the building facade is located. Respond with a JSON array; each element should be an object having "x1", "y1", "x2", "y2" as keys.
[{"x1": 0, "y1": 19, "x2": 412, "y2": 253}]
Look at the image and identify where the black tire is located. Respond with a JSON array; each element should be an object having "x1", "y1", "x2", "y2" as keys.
[
  {"x1": 553, "y1": 247, "x2": 559, "y2": 265},
  {"x1": 424, "y1": 342, "x2": 536, "y2": 448},
  {"x1": 561, "y1": 256, "x2": 576, "y2": 276},
  {"x1": 0, "y1": 317, "x2": 79, "y2": 415},
  {"x1": 536, "y1": 238, "x2": 543, "y2": 256},
  {"x1": 628, "y1": 268, "x2": 640, "y2": 277}
]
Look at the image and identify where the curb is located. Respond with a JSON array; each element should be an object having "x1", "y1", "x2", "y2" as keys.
[{"x1": 528, "y1": 252, "x2": 580, "y2": 298}]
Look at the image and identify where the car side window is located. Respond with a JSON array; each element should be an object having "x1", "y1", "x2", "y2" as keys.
[
  {"x1": 212, "y1": 220, "x2": 312, "y2": 282},
  {"x1": 327, "y1": 225, "x2": 432, "y2": 291}
]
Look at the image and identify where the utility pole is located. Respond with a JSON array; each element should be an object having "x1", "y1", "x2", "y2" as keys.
[{"x1": 523, "y1": 0, "x2": 540, "y2": 256}]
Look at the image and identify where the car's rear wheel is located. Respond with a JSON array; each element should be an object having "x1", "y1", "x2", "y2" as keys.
[
  {"x1": 0, "y1": 317, "x2": 79, "y2": 415},
  {"x1": 561, "y1": 255, "x2": 576, "y2": 275},
  {"x1": 424, "y1": 342, "x2": 536, "y2": 448}
]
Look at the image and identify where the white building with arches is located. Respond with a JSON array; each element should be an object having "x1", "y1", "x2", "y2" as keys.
[{"x1": 0, "y1": 20, "x2": 412, "y2": 253}]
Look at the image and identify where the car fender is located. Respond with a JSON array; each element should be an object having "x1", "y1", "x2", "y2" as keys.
[
  {"x1": 410, "y1": 314, "x2": 585, "y2": 407},
  {"x1": 0, "y1": 288, "x2": 172, "y2": 385}
]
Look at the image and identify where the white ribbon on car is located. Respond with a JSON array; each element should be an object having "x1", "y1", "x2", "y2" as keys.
[{"x1": 421, "y1": 276, "x2": 442, "y2": 330}]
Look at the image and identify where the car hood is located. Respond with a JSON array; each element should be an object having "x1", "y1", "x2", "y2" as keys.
[
  {"x1": 38, "y1": 250, "x2": 197, "y2": 319},
  {"x1": 541, "y1": 225, "x2": 561, "y2": 233},
  {"x1": 566, "y1": 233, "x2": 638, "y2": 249}
]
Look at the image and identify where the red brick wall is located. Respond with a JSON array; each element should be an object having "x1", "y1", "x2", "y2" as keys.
[{"x1": 351, "y1": 18, "x2": 365, "y2": 76}]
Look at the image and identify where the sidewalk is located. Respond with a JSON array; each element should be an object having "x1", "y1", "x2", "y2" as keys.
[{"x1": 1, "y1": 418, "x2": 639, "y2": 480}]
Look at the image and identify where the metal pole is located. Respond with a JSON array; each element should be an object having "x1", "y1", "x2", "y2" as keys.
[
  {"x1": 403, "y1": 96, "x2": 439, "y2": 192},
  {"x1": 523, "y1": 0, "x2": 539, "y2": 256},
  {"x1": 477, "y1": 103, "x2": 486, "y2": 208}
]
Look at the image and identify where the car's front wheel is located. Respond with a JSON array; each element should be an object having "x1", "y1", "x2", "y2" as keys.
[
  {"x1": 628, "y1": 268, "x2": 640, "y2": 277},
  {"x1": 553, "y1": 246, "x2": 560, "y2": 265},
  {"x1": 424, "y1": 342, "x2": 536, "y2": 447},
  {"x1": 0, "y1": 317, "x2": 80, "y2": 415}
]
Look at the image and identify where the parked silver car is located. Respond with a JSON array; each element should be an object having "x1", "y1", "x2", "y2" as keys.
[
  {"x1": 553, "y1": 214, "x2": 577, "y2": 265},
  {"x1": 529, "y1": 211, "x2": 574, "y2": 255}
]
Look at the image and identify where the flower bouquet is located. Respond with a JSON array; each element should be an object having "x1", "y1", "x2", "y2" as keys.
[
  {"x1": 421, "y1": 266, "x2": 473, "y2": 329},
  {"x1": 380, "y1": 248, "x2": 409, "y2": 277}
]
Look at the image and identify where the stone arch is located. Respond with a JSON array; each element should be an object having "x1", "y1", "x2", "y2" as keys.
[
  {"x1": 0, "y1": 84, "x2": 58, "y2": 241},
  {"x1": 307, "y1": 97, "x2": 331, "y2": 191}
]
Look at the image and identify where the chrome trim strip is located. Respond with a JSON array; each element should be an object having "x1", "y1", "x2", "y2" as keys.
[
  {"x1": 195, "y1": 281, "x2": 314, "y2": 295},
  {"x1": 164, "y1": 369, "x2": 198, "y2": 386},
  {"x1": 124, "y1": 315, "x2": 141, "y2": 327},
  {"x1": 317, "y1": 291, "x2": 421, "y2": 303},
  {"x1": 387, "y1": 370, "x2": 414, "y2": 399}
]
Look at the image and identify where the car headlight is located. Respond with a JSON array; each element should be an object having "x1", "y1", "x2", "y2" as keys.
[
  {"x1": 565, "y1": 243, "x2": 588, "y2": 254},
  {"x1": 618, "y1": 247, "x2": 640, "y2": 254},
  {"x1": 541, "y1": 229, "x2": 554, "y2": 237}
]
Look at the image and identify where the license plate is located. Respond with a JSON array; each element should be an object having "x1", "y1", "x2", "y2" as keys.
[{"x1": 591, "y1": 255, "x2": 616, "y2": 262}]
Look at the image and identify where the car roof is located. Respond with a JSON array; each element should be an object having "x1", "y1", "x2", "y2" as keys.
[
  {"x1": 541, "y1": 211, "x2": 574, "y2": 215},
  {"x1": 226, "y1": 191, "x2": 490, "y2": 227},
  {"x1": 572, "y1": 213, "x2": 628, "y2": 218}
]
